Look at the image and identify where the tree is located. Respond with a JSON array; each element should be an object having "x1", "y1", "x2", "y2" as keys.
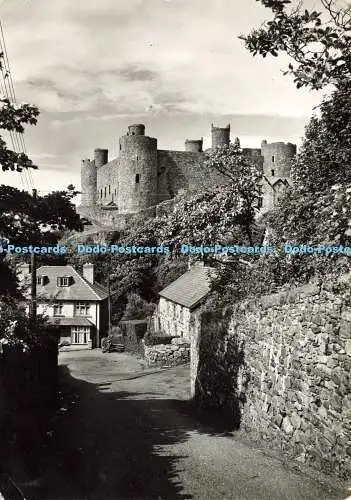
[
  {"x1": 0, "y1": 97, "x2": 39, "y2": 171},
  {"x1": 291, "y1": 81, "x2": 351, "y2": 192},
  {"x1": 201, "y1": 142, "x2": 263, "y2": 245},
  {"x1": 0, "y1": 184, "x2": 83, "y2": 311},
  {"x1": 122, "y1": 293, "x2": 155, "y2": 320},
  {"x1": 240, "y1": 0, "x2": 351, "y2": 90},
  {"x1": 0, "y1": 184, "x2": 83, "y2": 246}
]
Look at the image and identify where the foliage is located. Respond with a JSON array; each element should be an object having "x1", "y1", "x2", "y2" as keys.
[
  {"x1": 290, "y1": 81, "x2": 351, "y2": 192},
  {"x1": 0, "y1": 96, "x2": 39, "y2": 171},
  {"x1": 0, "y1": 184, "x2": 83, "y2": 246},
  {"x1": 264, "y1": 183, "x2": 351, "y2": 246},
  {"x1": 240, "y1": 0, "x2": 351, "y2": 90},
  {"x1": 152, "y1": 257, "x2": 188, "y2": 293},
  {"x1": 122, "y1": 292, "x2": 156, "y2": 320},
  {"x1": 136, "y1": 186, "x2": 260, "y2": 251},
  {"x1": 0, "y1": 296, "x2": 49, "y2": 351}
]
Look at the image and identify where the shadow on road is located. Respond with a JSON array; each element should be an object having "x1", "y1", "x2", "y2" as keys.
[{"x1": 23, "y1": 363, "x2": 236, "y2": 500}]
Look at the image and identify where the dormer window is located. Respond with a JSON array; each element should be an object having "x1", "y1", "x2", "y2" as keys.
[{"x1": 57, "y1": 276, "x2": 71, "y2": 287}]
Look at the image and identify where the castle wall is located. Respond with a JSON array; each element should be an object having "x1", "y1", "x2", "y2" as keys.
[
  {"x1": 185, "y1": 139, "x2": 203, "y2": 153},
  {"x1": 96, "y1": 159, "x2": 119, "y2": 206},
  {"x1": 157, "y1": 150, "x2": 228, "y2": 201}
]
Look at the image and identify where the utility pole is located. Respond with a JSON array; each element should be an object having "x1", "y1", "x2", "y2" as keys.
[
  {"x1": 29, "y1": 188, "x2": 37, "y2": 321},
  {"x1": 107, "y1": 273, "x2": 111, "y2": 336}
]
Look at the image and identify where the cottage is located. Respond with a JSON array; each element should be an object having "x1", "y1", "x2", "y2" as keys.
[
  {"x1": 18, "y1": 263, "x2": 108, "y2": 349},
  {"x1": 154, "y1": 262, "x2": 213, "y2": 341}
]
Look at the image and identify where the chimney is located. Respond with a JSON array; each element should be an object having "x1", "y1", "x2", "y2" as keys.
[{"x1": 83, "y1": 263, "x2": 94, "y2": 283}]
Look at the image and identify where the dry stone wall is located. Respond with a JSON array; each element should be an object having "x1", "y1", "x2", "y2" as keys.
[
  {"x1": 192, "y1": 275, "x2": 351, "y2": 478},
  {"x1": 143, "y1": 338, "x2": 190, "y2": 368}
]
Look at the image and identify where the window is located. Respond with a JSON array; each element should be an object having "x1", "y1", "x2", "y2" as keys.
[
  {"x1": 271, "y1": 169, "x2": 275, "y2": 176},
  {"x1": 53, "y1": 303, "x2": 63, "y2": 316},
  {"x1": 272, "y1": 155, "x2": 275, "y2": 163},
  {"x1": 74, "y1": 302, "x2": 91, "y2": 316},
  {"x1": 135, "y1": 174, "x2": 140, "y2": 184},
  {"x1": 120, "y1": 144, "x2": 122, "y2": 150},
  {"x1": 71, "y1": 326, "x2": 90, "y2": 344},
  {"x1": 179, "y1": 307, "x2": 183, "y2": 322},
  {"x1": 109, "y1": 185, "x2": 111, "y2": 195},
  {"x1": 100, "y1": 189, "x2": 103, "y2": 199},
  {"x1": 104, "y1": 187, "x2": 107, "y2": 198},
  {"x1": 57, "y1": 276, "x2": 70, "y2": 287},
  {"x1": 37, "y1": 276, "x2": 43, "y2": 285}
]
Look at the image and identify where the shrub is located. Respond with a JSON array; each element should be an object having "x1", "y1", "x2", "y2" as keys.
[{"x1": 144, "y1": 335, "x2": 178, "y2": 346}]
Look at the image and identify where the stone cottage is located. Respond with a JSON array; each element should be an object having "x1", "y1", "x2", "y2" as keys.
[{"x1": 153, "y1": 262, "x2": 213, "y2": 341}]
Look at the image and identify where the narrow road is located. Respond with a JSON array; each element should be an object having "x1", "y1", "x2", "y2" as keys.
[{"x1": 22, "y1": 350, "x2": 348, "y2": 500}]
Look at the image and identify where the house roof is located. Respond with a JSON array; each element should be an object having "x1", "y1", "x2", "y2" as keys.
[
  {"x1": 159, "y1": 264, "x2": 213, "y2": 309},
  {"x1": 47, "y1": 317, "x2": 94, "y2": 327},
  {"x1": 36, "y1": 265, "x2": 109, "y2": 302}
]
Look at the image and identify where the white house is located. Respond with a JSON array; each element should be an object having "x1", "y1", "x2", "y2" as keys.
[
  {"x1": 153, "y1": 262, "x2": 213, "y2": 341},
  {"x1": 18, "y1": 263, "x2": 109, "y2": 349}
]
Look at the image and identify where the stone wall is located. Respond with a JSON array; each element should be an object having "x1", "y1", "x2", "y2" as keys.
[
  {"x1": 156, "y1": 297, "x2": 192, "y2": 340},
  {"x1": 192, "y1": 275, "x2": 351, "y2": 478},
  {"x1": 157, "y1": 150, "x2": 228, "y2": 199},
  {"x1": 143, "y1": 337, "x2": 190, "y2": 367}
]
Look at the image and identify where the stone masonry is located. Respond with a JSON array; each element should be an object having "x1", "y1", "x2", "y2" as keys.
[
  {"x1": 143, "y1": 337, "x2": 190, "y2": 368},
  {"x1": 191, "y1": 274, "x2": 351, "y2": 478}
]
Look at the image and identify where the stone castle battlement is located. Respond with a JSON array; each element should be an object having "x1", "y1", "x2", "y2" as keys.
[{"x1": 79, "y1": 123, "x2": 296, "y2": 227}]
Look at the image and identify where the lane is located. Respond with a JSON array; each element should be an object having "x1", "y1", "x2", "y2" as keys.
[{"x1": 21, "y1": 350, "x2": 348, "y2": 500}]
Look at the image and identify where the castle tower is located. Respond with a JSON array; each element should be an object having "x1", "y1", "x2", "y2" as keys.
[
  {"x1": 94, "y1": 148, "x2": 108, "y2": 168},
  {"x1": 81, "y1": 158, "x2": 97, "y2": 206},
  {"x1": 261, "y1": 140, "x2": 297, "y2": 211},
  {"x1": 127, "y1": 124, "x2": 145, "y2": 136},
  {"x1": 185, "y1": 138, "x2": 203, "y2": 152},
  {"x1": 211, "y1": 123, "x2": 230, "y2": 149},
  {"x1": 118, "y1": 124, "x2": 158, "y2": 214}
]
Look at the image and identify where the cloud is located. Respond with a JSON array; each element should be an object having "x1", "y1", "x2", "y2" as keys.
[
  {"x1": 119, "y1": 66, "x2": 158, "y2": 82},
  {"x1": 3, "y1": 0, "x2": 324, "y2": 116},
  {"x1": 0, "y1": 0, "x2": 327, "y2": 194}
]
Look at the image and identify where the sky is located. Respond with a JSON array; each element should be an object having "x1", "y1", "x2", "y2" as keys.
[{"x1": 0, "y1": 0, "x2": 327, "y2": 196}]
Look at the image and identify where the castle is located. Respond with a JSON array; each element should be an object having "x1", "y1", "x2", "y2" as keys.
[{"x1": 78, "y1": 123, "x2": 296, "y2": 228}]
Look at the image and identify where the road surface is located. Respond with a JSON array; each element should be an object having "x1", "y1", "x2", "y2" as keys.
[{"x1": 21, "y1": 350, "x2": 349, "y2": 500}]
